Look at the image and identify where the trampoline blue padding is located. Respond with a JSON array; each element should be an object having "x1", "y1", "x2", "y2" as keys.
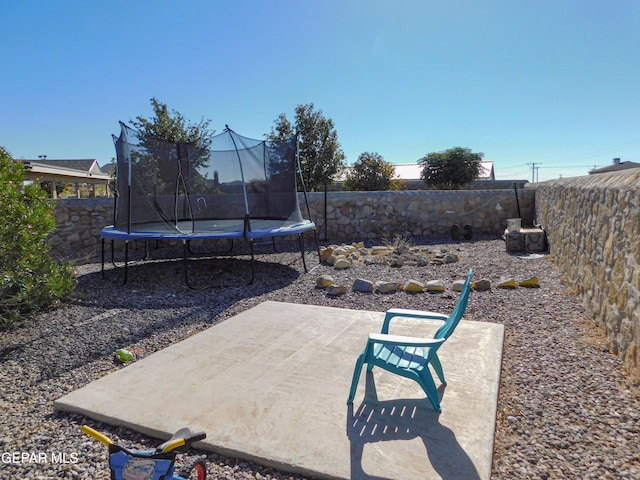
[{"x1": 101, "y1": 219, "x2": 316, "y2": 242}]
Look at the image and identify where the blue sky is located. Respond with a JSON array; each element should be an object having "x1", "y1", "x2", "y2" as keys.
[{"x1": 3, "y1": 0, "x2": 640, "y2": 182}]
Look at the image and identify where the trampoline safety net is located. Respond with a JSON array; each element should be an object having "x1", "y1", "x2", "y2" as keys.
[{"x1": 112, "y1": 122, "x2": 307, "y2": 234}]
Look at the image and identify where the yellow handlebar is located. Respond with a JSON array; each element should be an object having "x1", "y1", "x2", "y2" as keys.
[
  {"x1": 160, "y1": 438, "x2": 185, "y2": 453},
  {"x1": 81, "y1": 425, "x2": 113, "y2": 446}
]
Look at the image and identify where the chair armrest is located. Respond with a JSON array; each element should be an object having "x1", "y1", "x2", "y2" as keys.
[
  {"x1": 382, "y1": 308, "x2": 448, "y2": 333},
  {"x1": 369, "y1": 333, "x2": 446, "y2": 347}
]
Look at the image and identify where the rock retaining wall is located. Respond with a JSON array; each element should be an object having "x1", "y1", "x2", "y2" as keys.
[
  {"x1": 50, "y1": 198, "x2": 114, "y2": 263},
  {"x1": 304, "y1": 189, "x2": 534, "y2": 240},
  {"x1": 533, "y1": 171, "x2": 640, "y2": 381},
  {"x1": 50, "y1": 190, "x2": 534, "y2": 263}
]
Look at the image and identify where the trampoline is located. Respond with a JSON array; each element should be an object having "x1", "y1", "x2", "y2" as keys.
[{"x1": 102, "y1": 122, "x2": 319, "y2": 286}]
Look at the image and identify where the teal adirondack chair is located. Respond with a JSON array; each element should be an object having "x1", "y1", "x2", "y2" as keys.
[{"x1": 347, "y1": 269, "x2": 473, "y2": 412}]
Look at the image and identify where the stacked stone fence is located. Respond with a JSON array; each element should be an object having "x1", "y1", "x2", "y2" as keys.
[
  {"x1": 303, "y1": 189, "x2": 534, "y2": 240},
  {"x1": 49, "y1": 189, "x2": 534, "y2": 263},
  {"x1": 533, "y1": 170, "x2": 640, "y2": 381}
]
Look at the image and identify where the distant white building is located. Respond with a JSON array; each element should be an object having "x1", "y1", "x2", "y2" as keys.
[{"x1": 393, "y1": 161, "x2": 495, "y2": 181}]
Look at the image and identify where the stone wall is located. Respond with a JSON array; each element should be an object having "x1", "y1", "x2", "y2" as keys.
[
  {"x1": 533, "y1": 170, "x2": 640, "y2": 381},
  {"x1": 304, "y1": 189, "x2": 534, "y2": 240},
  {"x1": 49, "y1": 198, "x2": 114, "y2": 263},
  {"x1": 49, "y1": 189, "x2": 534, "y2": 262}
]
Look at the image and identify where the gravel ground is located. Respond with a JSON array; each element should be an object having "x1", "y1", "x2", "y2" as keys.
[{"x1": 1, "y1": 236, "x2": 638, "y2": 479}]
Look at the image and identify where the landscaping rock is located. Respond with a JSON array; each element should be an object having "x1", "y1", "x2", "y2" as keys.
[
  {"x1": 352, "y1": 278, "x2": 374, "y2": 293},
  {"x1": 319, "y1": 246, "x2": 333, "y2": 262},
  {"x1": 326, "y1": 285, "x2": 348, "y2": 296},
  {"x1": 402, "y1": 280, "x2": 425, "y2": 293},
  {"x1": 316, "y1": 275, "x2": 334, "y2": 289},
  {"x1": 425, "y1": 280, "x2": 446, "y2": 292},
  {"x1": 388, "y1": 256, "x2": 404, "y2": 267},
  {"x1": 452, "y1": 279, "x2": 465, "y2": 292},
  {"x1": 472, "y1": 279, "x2": 491, "y2": 291},
  {"x1": 333, "y1": 257, "x2": 352, "y2": 269},
  {"x1": 497, "y1": 277, "x2": 517, "y2": 288},
  {"x1": 371, "y1": 246, "x2": 391, "y2": 256},
  {"x1": 375, "y1": 281, "x2": 398, "y2": 294},
  {"x1": 519, "y1": 276, "x2": 539, "y2": 287}
]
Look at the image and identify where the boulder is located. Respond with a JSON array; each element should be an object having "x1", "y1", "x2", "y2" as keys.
[
  {"x1": 375, "y1": 281, "x2": 398, "y2": 294},
  {"x1": 403, "y1": 280, "x2": 425, "y2": 293},
  {"x1": 319, "y1": 246, "x2": 333, "y2": 262},
  {"x1": 333, "y1": 257, "x2": 352, "y2": 269},
  {"x1": 497, "y1": 277, "x2": 517, "y2": 288},
  {"x1": 425, "y1": 280, "x2": 445, "y2": 292},
  {"x1": 472, "y1": 279, "x2": 491, "y2": 291},
  {"x1": 519, "y1": 276, "x2": 539, "y2": 288},
  {"x1": 316, "y1": 275, "x2": 334, "y2": 289},
  {"x1": 326, "y1": 285, "x2": 348, "y2": 296},
  {"x1": 352, "y1": 278, "x2": 374, "y2": 293},
  {"x1": 451, "y1": 279, "x2": 465, "y2": 292}
]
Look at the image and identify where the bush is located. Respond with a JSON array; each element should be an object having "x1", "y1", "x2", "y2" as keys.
[
  {"x1": 0, "y1": 147, "x2": 76, "y2": 329},
  {"x1": 343, "y1": 152, "x2": 396, "y2": 191}
]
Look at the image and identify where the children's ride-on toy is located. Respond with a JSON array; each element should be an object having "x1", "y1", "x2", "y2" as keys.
[{"x1": 81, "y1": 424, "x2": 207, "y2": 480}]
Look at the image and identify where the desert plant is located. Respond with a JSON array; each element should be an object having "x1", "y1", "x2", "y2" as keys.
[
  {"x1": 383, "y1": 232, "x2": 414, "y2": 255},
  {"x1": 0, "y1": 147, "x2": 76, "y2": 330}
]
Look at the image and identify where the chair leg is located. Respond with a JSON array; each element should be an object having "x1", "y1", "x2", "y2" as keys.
[
  {"x1": 417, "y1": 373, "x2": 442, "y2": 412},
  {"x1": 347, "y1": 354, "x2": 366, "y2": 404},
  {"x1": 430, "y1": 354, "x2": 447, "y2": 385}
]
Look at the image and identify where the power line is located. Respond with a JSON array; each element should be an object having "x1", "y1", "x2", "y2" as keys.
[{"x1": 526, "y1": 162, "x2": 541, "y2": 182}]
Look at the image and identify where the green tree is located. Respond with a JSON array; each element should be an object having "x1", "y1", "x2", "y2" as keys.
[
  {"x1": 343, "y1": 152, "x2": 396, "y2": 191},
  {"x1": 0, "y1": 147, "x2": 76, "y2": 329},
  {"x1": 130, "y1": 98, "x2": 215, "y2": 194},
  {"x1": 269, "y1": 103, "x2": 346, "y2": 192},
  {"x1": 132, "y1": 97, "x2": 214, "y2": 147},
  {"x1": 418, "y1": 147, "x2": 483, "y2": 190}
]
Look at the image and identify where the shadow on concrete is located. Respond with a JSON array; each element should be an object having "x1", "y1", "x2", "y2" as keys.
[{"x1": 347, "y1": 372, "x2": 480, "y2": 480}]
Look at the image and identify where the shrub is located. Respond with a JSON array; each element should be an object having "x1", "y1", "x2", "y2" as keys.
[
  {"x1": 0, "y1": 147, "x2": 76, "y2": 329},
  {"x1": 343, "y1": 152, "x2": 396, "y2": 191},
  {"x1": 383, "y1": 233, "x2": 413, "y2": 254}
]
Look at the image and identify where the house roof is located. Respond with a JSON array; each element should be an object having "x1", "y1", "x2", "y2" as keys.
[
  {"x1": 18, "y1": 159, "x2": 111, "y2": 183},
  {"x1": 589, "y1": 161, "x2": 640, "y2": 174},
  {"x1": 21, "y1": 159, "x2": 103, "y2": 173}
]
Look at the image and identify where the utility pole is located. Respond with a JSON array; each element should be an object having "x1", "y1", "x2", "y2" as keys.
[{"x1": 526, "y1": 162, "x2": 540, "y2": 183}]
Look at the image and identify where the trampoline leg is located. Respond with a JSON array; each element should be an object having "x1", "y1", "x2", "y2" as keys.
[
  {"x1": 249, "y1": 239, "x2": 256, "y2": 284},
  {"x1": 312, "y1": 227, "x2": 322, "y2": 266},
  {"x1": 111, "y1": 239, "x2": 116, "y2": 267},
  {"x1": 271, "y1": 237, "x2": 278, "y2": 253},
  {"x1": 183, "y1": 240, "x2": 189, "y2": 286},
  {"x1": 101, "y1": 238, "x2": 105, "y2": 278},
  {"x1": 123, "y1": 241, "x2": 129, "y2": 285},
  {"x1": 298, "y1": 233, "x2": 308, "y2": 272}
]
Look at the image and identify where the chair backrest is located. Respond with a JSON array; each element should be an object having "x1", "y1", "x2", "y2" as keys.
[{"x1": 434, "y1": 269, "x2": 473, "y2": 340}]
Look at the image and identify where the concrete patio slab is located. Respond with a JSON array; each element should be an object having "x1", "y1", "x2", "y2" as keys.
[{"x1": 55, "y1": 301, "x2": 504, "y2": 480}]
